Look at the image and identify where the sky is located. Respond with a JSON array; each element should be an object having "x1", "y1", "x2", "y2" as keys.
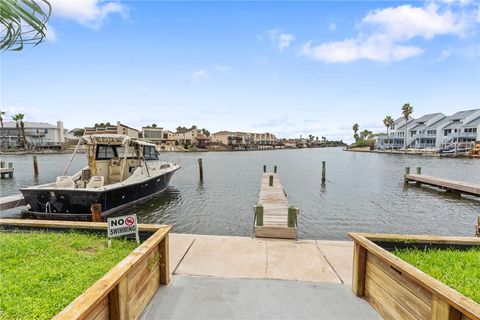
[{"x1": 1, "y1": 0, "x2": 479, "y2": 142}]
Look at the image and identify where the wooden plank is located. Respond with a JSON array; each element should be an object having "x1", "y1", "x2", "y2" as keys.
[
  {"x1": 127, "y1": 251, "x2": 158, "y2": 300},
  {"x1": 159, "y1": 234, "x2": 170, "y2": 285},
  {"x1": 351, "y1": 232, "x2": 480, "y2": 247},
  {"x1": 365, "y1": 275, "x2": 417, "y2": 320},
  {"x1": 352, "y1": 242, "x2": 367, "y2": 297},
  {"x1": 0, "y1": 194, "x2": 25, "y2": 210},
  {"x1": 128, "y1": 268, "x2": 160, "y2": 320},
  {"x1": 432, "y1": 295, "x2": 462, "y2": 320},
  {"x1": 405, "y1": 174, "x2": 480, "y2": 196},
  {"x1": 368, "y1": 253, "x2": 432, "y2": 306},
  {"x1": 366, "y1": 259, "x2": 431, "y2": 319},
  {"x1": 348, "y1": 233, "x2": 480, "y2": 320},
  {"x1": 254, "y1": 226, "x2": 297, "y2": 239},
  {"x1": 82, "y1": 297, "x2": 109, "y2": 320}
]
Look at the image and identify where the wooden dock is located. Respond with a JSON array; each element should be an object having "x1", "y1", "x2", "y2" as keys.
[
  {"x1": 0, "y1": 162, "x2": 14, "y2": 179},
  {"x1": 0, "y1": 194, "x2": 26, "y2": 211},
  {"x1": 405, "y1": 174, "x2": 480, "y2": 197},
  {"x1": 253, "y1": 172, "x2": 298, "y2": 239}
]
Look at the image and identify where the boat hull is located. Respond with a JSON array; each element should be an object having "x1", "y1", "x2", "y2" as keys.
[{"x1": 21, "y1": 170, "x2": 176, "y2": 220}]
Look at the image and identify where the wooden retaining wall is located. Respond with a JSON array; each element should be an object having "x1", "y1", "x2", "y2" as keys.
[
  {"x1": 0, "y1": 219, "x2": 171, "y2": 320},
  {"x1": 349, "y1": 233, "x2": 480, "y2": 320}
]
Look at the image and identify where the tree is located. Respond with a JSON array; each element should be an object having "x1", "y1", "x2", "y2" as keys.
[
  {"x1": 0, "y1": 0, "x2": 52, "y2": 51},
  {"x1": 322, "y1": 136, "x2": 326, "y2": 141},
  {"x1": 201, "y1": 128, "x2": 210, "y2": 137},
  {"x1": 401, "y1": 103, "x2": 413, "y2": 149},
  {"x1": 0, "y1": 109, "x2": 5, "y2": 145},
  {"x1": 12, "y1": 114, "x2": 25, "y2": 147},
  {"x1": 360, "y1": 129, "x2": 372, "y2": 140},
  {"x1": 383, "y1": 115, "x2": 394, "y2": 149},
  {"x1": 73, "y1": 128, "x2": 84, "y2": 137},
  {"x1": 151, "y1": 123, "x2": 157, "y2": 128},
  {"x1": 352, "y1": 123, "x2": 359, "y2": 141}
]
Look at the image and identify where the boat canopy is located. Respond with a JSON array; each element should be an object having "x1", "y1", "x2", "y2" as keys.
[{"x1": 81, "y1": 134, "x2": 157, "y2": 148}]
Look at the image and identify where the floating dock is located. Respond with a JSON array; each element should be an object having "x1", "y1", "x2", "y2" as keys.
[
  {"x1": 0, "y1": 162, "x2": 14, "y2": 179},
  {"x1": 405, "y1": 173, "x2": 480, "y2": 197},
  {"x1": 0, "y1": 194, "x2": 26, "y2": 211},
  {"x1": 253, "y1": 172, "x2": 298, "y2": 239}
]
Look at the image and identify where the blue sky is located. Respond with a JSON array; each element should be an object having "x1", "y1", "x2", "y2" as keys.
[{"x1": 1, "y1": 0, "x2": 479, "y2": 141}]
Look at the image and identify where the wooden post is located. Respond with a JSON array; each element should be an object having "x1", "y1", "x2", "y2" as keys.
[
  {"x1": 404, "y1": 167, "x2": 410, "y2": 183},
  {"x1": 255, "y1": 204, "x2": 263, "y2": 226},
  {"x1": 269, "y1": 175, "x2": 273, "y2": 187},
  {"x1": 33, "y1": 156, "x2": 39, "y2": 176},
  {"x1": 8, "y1": 162, "x2": 13, "y2": 178},
  {"x1": 263, "y1": 165, "x2": 266, "y2": 173},
  {"x1": 0, "y1": 161, "x2": 4, "y2": 179},
  {"x1": 159, "y1": 234, "x2": 170, "y2": 285},
  {"x1": 476, "y1": 216, "x2": 480, "y2": 237},
  {"x1": 274, "y1": 165, "x2": 277, "y2": 173},
  {"x1": 198, "y1": 158, "x2": 203, "y2": 181},
  {"x1": 288, "y1": 206, "x2": 298, "y2": 227},
  {"x1": 109, "y1": 278, "x2": 128, "y2": 320},
  {"x1": 352, "y1": 242, "x2": 367, "y2": 297},
  {"x1": 416, "y1": 167, "x2": 422, "y2": 174},
  {"x1": 321, "y1": 161, "x2": 326, "y2": 183},
  {"x1": 91, "y1": 203, "x2": 102, "y2": 222},
  {"x1": 431, "y1": 295, "x2": 461, "y2": 320}
]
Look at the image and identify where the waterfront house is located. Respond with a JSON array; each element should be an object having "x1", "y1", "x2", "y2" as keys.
[
  {"x1": 142, "y1": 127, "x2": 164, "y2": 144},
  {"x1": 386, "y1": 116, "x2": 414, "y2": 149},
  {"x1": 174, "y1": 126, "x2": 199, "y2": 146},
  {"x1": 210, "y1": 131, "x2": 277, "y2": 149},
  {"x1": 0, "y1": 121, "x2": 65, "y2": 149},
  {"x1": 408, "y1": 113, "x2": 446, "y2": 148},
  {"x1": 84, "y1": 121, "x2": 139, "y2": 139},
  {"x1": 437, "y1": 109, "x2": 480, "y2": 146}
]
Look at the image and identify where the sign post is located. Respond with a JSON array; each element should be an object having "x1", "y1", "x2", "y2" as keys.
[{"x1": 107, "y1": 214, "x2": 140, "y2": 246}]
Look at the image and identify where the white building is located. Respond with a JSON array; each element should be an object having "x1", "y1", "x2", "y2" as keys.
[{"x1": 0, "y1": 121, "x2": 65, "y2": 148}]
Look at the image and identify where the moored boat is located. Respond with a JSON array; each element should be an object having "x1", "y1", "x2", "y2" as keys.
[{"x1": 20, "y1": 134, "x2": 179, "y2": 220}]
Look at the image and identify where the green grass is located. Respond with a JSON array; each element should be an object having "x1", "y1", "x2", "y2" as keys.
[
  {"x1": 0, "y1": 231, "x2": 138, "y2": 319},
  {"x1": 393, "y1": 247, "x2": 480, "y2": 303}
]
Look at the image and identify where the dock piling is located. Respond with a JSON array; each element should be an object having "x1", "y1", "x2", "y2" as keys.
[
  {"x1": 8, "y1": 162, "x2": 13, "y2": 178},
  {"x1": 33, "y1": 156, "x2": 39, "y2": 176},
  {"x1": 416, "y1": 167, "x2": 422, "y2": 175},
  {"x1": 255, "y1": 204, "x2": 264, "y2": 227},
  {"x1": 321, "y1": 161, "x2": 326, "y2": 183},
  {"x1": 274, "y1": 165, "x2": 277, "y2": 174},
  {"x1": 263, "y1": 165, "x2": 266, "y2": 173},
  {"x1": 404, "y1": 167, "x2": 410, "y2": 183},
  {"x1": 288, "y1": 206, "x2": 298, "y2": 228},
  {"x1": 269, "y1": 175, "x2": 273, "y2": 187},
  {"x1": 91, "y1": 203, "x2": 102, "y2": 222},
  {"x1": 198, "y1": 158, "x2": 203, "y2": 181},
  {"x1": 476, "y1": 216, "x2": 480, "y2": 237}
]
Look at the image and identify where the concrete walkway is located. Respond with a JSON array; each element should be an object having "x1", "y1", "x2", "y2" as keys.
[
  {"x1": 140, "y1": 234, "x2": 380, "y2": 320},
  {"x1": 169, "y1": 234, "x2": 354, "y2": 284},
  {"x1": 141, "y1": 276, "x2": 381, "y2": 320}
]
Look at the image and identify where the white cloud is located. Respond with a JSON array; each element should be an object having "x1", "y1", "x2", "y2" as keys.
[
  {"x1": 46, "y1": 25, "x2": 57, "y2": 42},
  {"x1": 49, "y1": 0, "x2": 127, "y2": 29},
  {"x1": 268, "y1": 29, "x2": 295, "y2": 52},
  {"x1": 301, "y1": 1, "x2": 478, "y2": 63},
  {"x1": 188, "y1": 70, "x2": 209, "y2": 83}
]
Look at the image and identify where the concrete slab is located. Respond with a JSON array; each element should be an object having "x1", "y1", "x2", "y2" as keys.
[
  {"x1": 169, "y1": 233, "x2": 196, "y2": 274},
  {"x1": 316, "y1": 240, "x2": 354, "y2": 286},
  {"x1": 175, "y1": 235, "x2": 267, "y2": 279},
  {"x1": 141, "y1": 275, "x2": 381, "y2": 320},
  {"x1": 266, "y1": 240, "x2": 341, "y2": 283}
]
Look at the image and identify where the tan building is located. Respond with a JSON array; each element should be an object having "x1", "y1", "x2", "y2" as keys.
[
  {"x1": 142, "y1": 127, "x2": 164, "y2": 143},
  {"x1": 210, "y1": 131, "x2": 277, "y2": 146},
  {"x1": 174, "y1": 126, "x2": 199, "y2": 145},
  {"x1": 84, "y1": 121, "x2": 139, "y2": 139}
]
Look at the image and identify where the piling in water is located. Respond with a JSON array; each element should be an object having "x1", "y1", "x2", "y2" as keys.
[
  {"x1": 33, "y1": 156, "x2": 39, "y2": 176},
  {"x1": 263, "y1": 165, "x2": 266, "y2": 173},
  {"x1": 8, "y1": 162, "x2": 13, "y2": 178},
  {"x1": 269, "y1": 175, "x2": 273, "y2": 187},
  {"x1": 321, "y1": 161, "x2": 326, "y2": 183},
  {"x1": 416, "y1": 167, "x2": 422, "y2": 175},
  {"x1": 255, "y1": 204, "x2": 264, "y2": 227},
  {"x1": 198, "y1": 158, "x2": 204, "y2": 181},
  {"x1": 288, "y1": 206, "x2": 298, "y2": 228},
  {"x1": 274, "y1": 165, "x2": 277, "y2": 173}
]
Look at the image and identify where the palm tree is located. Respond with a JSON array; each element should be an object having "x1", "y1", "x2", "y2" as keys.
[
  {"x1": 0, "y1": 0, "x2": 52, "y2": 51},
  {"x1": 151, "y1": 123, "x2": 158, "y2": 128},
  {"x1": 12, "y1": 114, "x2": 22, "y2": 147},
  {"x1": 383, "y1": 115, "x2": 394, "y2": 149},
  {"x1": 401, "y1": 103, "x2": 413, "y2": 149},
  {"x1": 0, "y1": 109, "x2": 5, "y2": 146},
  {"x1": 352, "y1": 123, "x2": 359, "y2": 142},
  {"x1": 360, "y1": 129, "x2": 372, "y2": 140}
]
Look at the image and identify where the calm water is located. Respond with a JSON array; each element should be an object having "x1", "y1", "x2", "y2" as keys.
[{"x1": 1, "y1": 148, "x2": 479, "y2": 240}]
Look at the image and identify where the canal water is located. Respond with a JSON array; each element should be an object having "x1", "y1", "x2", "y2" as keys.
[{"x1": 1, "y1": 148, "x2": 479, "y2": 240}]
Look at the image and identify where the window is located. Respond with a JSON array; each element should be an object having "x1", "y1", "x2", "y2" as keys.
[
  {"x1": 411, "y1": 131, "x2": 416, "y2": 137},
  {"x1": 444, "y1": 129, "x2": 451, "y2": 136},
  {"x1": 427, "y1": 130, "x2": 436, "y2": 135},
  {"x1": 143, "y1": 146, "x2": 158, "y2": 160},
  {"x1": 96, "y1": 145, "x2": 117, "y2": 160}
]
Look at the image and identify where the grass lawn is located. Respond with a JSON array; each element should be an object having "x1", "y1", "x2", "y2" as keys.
[
  {"x1": 0, "y1": 231, "x2": 138, "y2": 319},
  {"x1": 394, "y1": 247, "x2": 480, "y2": 303}
]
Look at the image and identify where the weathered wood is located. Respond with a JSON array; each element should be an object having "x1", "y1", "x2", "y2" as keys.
[
  {"x1": 432, "y1": 295, "x2": 462, "y2": 320},
  {"x1": 159, "y1": 234, "x2": 169, "y2": 285},
  {"x1": 366, "y1": 259, "x2": 431, "y2": 319},
  {"x1": 91, "y1": 204, "x2": 103, "y2": 222},
  {"x1": 404, "y1": 174, "x2": 480, "y2": 196},
  {"x1": 33, "y1": 155, "x2": 39, "y2": 176},
  {"x1": 352, "y1": 242, "x2": 367, "y2": 297},
  {"x1": 0, "y1": 194, "x2": 25, "y2": 210},
  {"x1": 254, "y1": 173, "x2": 297, "y2": 239},
  {"x1": 198, "y1": 158, "x2": 203, "y2": 181},
  {"x1": 348, "y1": 233, "x2": 480, "y2": 320}
]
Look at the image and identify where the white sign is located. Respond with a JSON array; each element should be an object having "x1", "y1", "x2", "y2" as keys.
[{"x1": 107, "y1": 214, "x2": 140, "y2": 244}]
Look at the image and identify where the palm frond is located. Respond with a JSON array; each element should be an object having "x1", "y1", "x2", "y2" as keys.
[{"x1": 0, "y1": 0, "x2": 51, "y2": 51}]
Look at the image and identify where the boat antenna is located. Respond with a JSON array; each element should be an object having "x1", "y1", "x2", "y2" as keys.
[{"x1": 63, "y1": 138, "x2": 83, "y2": 175}]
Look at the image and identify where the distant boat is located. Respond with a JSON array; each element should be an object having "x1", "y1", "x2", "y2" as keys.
[
  {"x1": 21, "y1": 134, "x2": 179, "y2": 220},
  {"x1": 439, "y1": 143, "x2": 470, "y2": 155}
]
